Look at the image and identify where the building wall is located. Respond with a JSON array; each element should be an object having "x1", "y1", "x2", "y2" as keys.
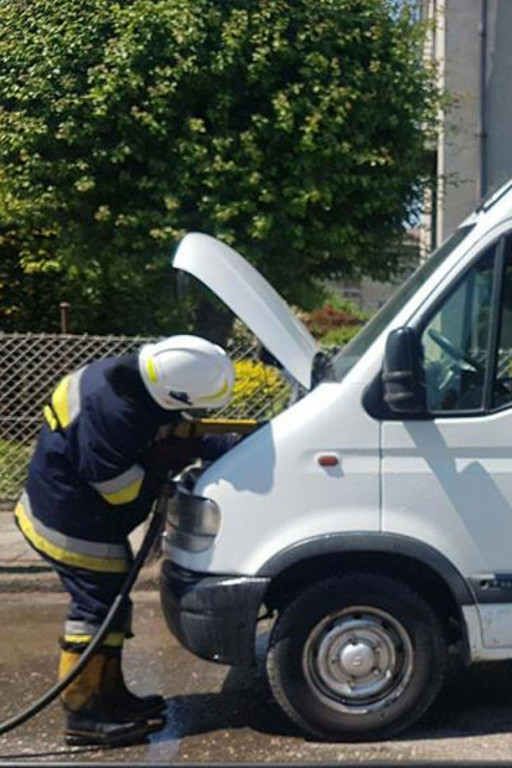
[
  {"x1": 329, "y1": 275, "x2": 405, "y2": 314},
  {"x1": 438, "y1": 0, "x2": 512, "y2": 241},
  {"x1": 440, "y1": 0, "x2": 481, "y2": 239},
  {"x1": 486, "y1": 1, "x2": 512, "y2": 195}
]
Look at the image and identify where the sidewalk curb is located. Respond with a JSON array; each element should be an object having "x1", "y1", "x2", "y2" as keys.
[{"x1": 0, "y1": 563, "x2": 161, "y2": 593}]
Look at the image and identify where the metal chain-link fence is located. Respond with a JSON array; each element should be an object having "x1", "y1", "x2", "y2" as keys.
[{"x1": 0, "y1": 332, "x2": 291, "y2": 504}]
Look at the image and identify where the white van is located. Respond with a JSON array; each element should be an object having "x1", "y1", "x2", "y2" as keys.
[{"x1": 160, "y1": 177, "x2": 512, "y2": 741}]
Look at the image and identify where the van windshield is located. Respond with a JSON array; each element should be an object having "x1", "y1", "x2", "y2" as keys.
[{"x1": 331, "y1": 224, "x2": 476, "y2": 382}]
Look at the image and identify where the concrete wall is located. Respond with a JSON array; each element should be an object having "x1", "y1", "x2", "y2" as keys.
[
  {"x1": 440, "y1": 0, "x2": 481, "y2": 238},
  {"x1": 486, "y1": 1, "x2": 512, "y2": 193},
  {"x1": 439, "y1": 0, "x2": 512, "y2": 240}
]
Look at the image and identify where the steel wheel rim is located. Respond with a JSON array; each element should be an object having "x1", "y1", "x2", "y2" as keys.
[{"x1": 303, "y1": 605, "x2": 414, "y2": 714}]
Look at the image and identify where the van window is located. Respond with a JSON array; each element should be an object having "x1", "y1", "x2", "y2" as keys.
[
  {"x1": 331, "y1": 224, "x2": 475, "y2": 383},
  {"x1": 421, "y1": 247, "x2": 495, "y2": 412}
]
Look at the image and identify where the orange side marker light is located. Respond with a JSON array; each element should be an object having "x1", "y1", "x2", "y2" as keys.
[{"x1": 317, "y1": 455, "x2": 339, "y2": 467}]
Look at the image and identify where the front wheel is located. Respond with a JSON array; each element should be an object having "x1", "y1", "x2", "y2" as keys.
[{"x1": 266, "y1": 572, "x2": 447, "y2": 741}]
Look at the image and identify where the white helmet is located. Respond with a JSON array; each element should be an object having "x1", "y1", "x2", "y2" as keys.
[{"x1": 138, "y1": 335, "x2": 235, "y2": 411}]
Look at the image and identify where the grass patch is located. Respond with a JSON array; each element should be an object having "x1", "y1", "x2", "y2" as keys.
[{"x1": 0, "y1": 438, "x2": 34, "y2": 502}]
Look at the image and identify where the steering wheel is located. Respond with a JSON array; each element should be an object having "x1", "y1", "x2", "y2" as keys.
[{"x1": 427, "y1": 329, "x2": 484, "y2": 372}]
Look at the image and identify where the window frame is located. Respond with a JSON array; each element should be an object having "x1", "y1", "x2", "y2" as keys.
[{"x1": 414, "y1": 235, "x2": 508, "y2": 419}]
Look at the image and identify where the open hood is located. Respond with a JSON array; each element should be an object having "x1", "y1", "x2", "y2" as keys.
[{"x1": 172, "y1": 233, "x2": 320, "y2": 389}]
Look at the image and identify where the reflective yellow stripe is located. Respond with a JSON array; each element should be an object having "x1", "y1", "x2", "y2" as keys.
[
  {"x1": 92, "y1": 465, "x2": 145, "y2": 506},
  {"x1": 43, "y1": 405, "x2": 58, "y2": 431},
  {"x1": 101, "y1": 478, "x2": 143, "y2": 505},
  {"x1": 64, "y1": 633, "x2": 125, "y2": 648},
  {"x1": 14, "y1": 502, "x2": 129, "y2": 574},
  {"x1": 147, "y1": 357, "x2": 158, "y2": 383},
  {"x1": 51, "y1": 375, "x2": 71, "y2": 428},
  {"x1": 65, "y1": 634, "x2": 94, "y2": 644},
  {"x1": 44, "y1": 368, "x2": 84, "y2": 431}
]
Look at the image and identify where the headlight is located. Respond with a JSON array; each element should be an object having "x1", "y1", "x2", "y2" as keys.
[{"x1": 164, "y1": 481, "x2": 220, "y2": 553}]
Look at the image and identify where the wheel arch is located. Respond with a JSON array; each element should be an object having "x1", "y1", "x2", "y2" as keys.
[{"x1": 258, "y1": 532, "x2": 473, "y2": 663}]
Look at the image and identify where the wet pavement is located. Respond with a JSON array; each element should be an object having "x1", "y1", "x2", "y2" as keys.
[{"x1": 2, "y1": 591, "x2": 512, "y2": 761}]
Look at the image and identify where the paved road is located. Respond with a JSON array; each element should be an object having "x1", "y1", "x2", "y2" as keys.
[{"x1": 2, "y1": 591, "x2": 512, "y2": 762}]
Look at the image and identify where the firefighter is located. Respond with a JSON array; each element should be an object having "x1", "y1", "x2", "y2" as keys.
[{"x1": 14, "y1": 335, "x2": 236, "y2": 747}]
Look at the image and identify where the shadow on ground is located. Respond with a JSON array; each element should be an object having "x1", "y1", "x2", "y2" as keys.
[
  {"x1": 3, "y1": 643, "x2": 512, "y2": 761},
  {"x1": 154, "y1": 658, "x2": 512, "y2": 747}
]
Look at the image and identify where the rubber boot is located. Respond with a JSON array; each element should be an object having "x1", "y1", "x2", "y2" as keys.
[
  {"x1": 103, "y1": 654, "x2": 166, "y2": 719},
  {"x1": 59, "y1": 649, "x2": 165, "y2": 747}
]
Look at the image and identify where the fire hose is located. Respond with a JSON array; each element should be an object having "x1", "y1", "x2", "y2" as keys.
[
  {"x1": 0, "y1": 417, "x2": 257, "y2": 736},
  {"x1": 0, "y1": 481, "x2": 173, "y2": 736}
]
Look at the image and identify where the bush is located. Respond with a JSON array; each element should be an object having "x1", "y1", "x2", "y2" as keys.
[
  {"x1": 225, "y1": 358, "x2": 291, "y2": 418},
  {"x1": 0, "y1": 0, "x2": 440, "y2": 333},
  {"x1": 0, "y1": 438, "x2": 33, "y2": 502},
  {"x1": 301, "y1": 297, "x2": 370, "y2": 347}
]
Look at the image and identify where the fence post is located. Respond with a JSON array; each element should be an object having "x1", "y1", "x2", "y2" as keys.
[{"x1": 59, "y1": 302, "x2": 70, "y2": 334}]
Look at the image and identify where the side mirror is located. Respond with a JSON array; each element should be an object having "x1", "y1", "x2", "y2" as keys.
[{"x1": 383, "y1": 327, "x2": 426, "y2": 414}]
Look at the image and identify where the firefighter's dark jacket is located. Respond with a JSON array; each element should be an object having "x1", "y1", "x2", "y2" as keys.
[{"x1": 22, "y1": 353, "x2": 182, "y2": 544}]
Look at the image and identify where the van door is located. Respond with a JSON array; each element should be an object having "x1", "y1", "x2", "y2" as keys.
[{"x1": 382, "y1": 234, "x2": 512, "y2": 646}]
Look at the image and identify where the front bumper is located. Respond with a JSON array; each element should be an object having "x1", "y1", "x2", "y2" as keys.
[{"x1": 160, "y1": 559, "x2": 270, "y2": 667}]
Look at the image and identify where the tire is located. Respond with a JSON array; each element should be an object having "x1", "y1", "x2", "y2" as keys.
[{"x1": 266, "y1": 571, "x2": 447, "y2": 742}]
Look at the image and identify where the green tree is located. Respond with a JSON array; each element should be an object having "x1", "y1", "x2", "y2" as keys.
[{"x1": 0, "y1": 0, "x2": 439, "y2": 336}]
